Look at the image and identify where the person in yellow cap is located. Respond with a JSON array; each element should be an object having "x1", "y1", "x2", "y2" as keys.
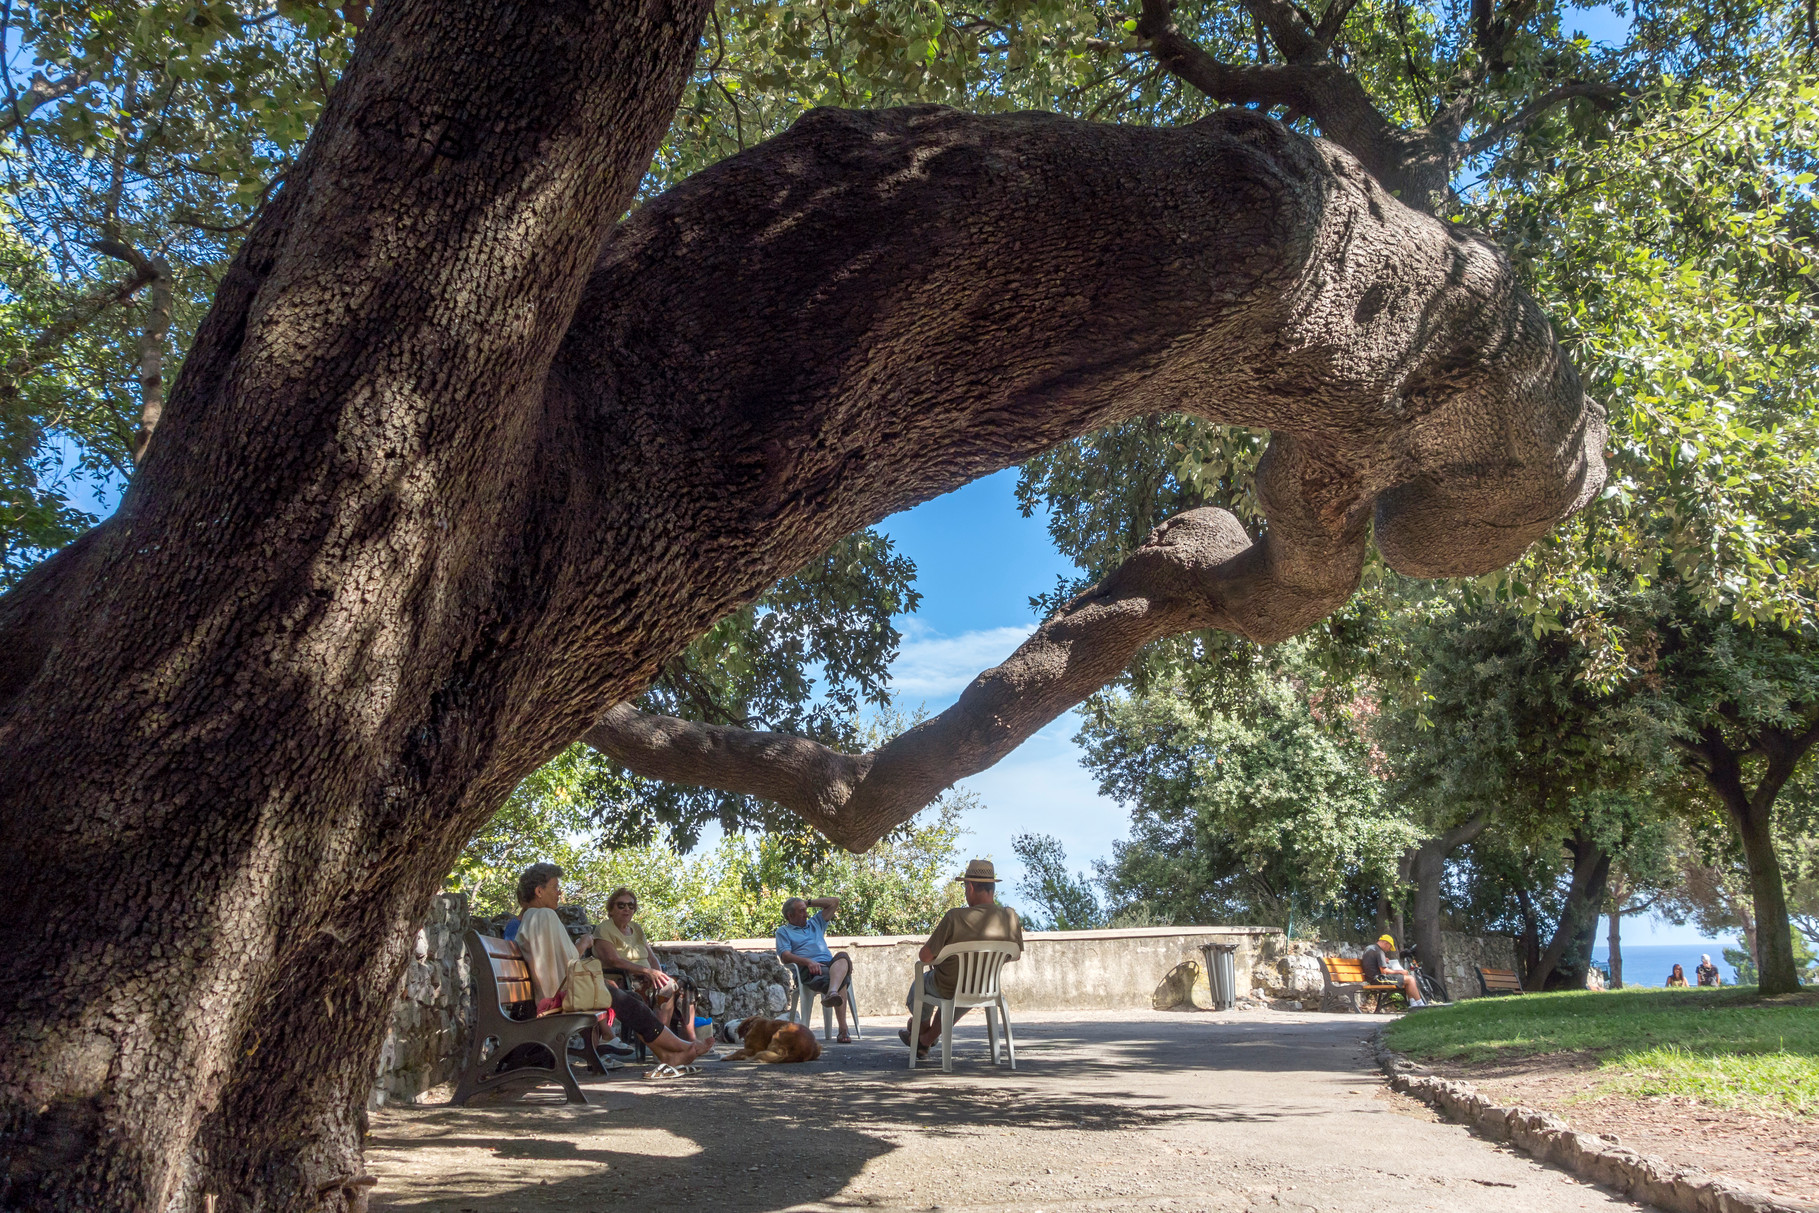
[{"x1": 1362, "y1": 934, "x2": 1428, "y2": 1007}]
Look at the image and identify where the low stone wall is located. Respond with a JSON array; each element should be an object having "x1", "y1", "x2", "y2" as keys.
[
  {"x1": 661, "y1": 945, "x2": 794, "y2": 1027},
  {"x1": 371, "y1": 892, "x2": 471, "y2": 1107},
  {"x1": 1436, "y1": 931, "x2": 1520, "y2": 1000},
  {"x1": 662, "y1": 926, "x2": 1283, "y2": 1019}
]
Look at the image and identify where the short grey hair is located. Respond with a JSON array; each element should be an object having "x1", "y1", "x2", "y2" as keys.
[
  {"x1": 516, "y1": 862, "x2": 563, "y2": 907},
  {"x1": 783, "y1": 897, "x2": 808, "y2": 916}
]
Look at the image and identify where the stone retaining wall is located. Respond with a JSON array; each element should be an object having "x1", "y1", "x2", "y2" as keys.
[
  {"x1": 668, "y1": 926, "x2": 1284, "y2": 1018},
  {"x1": 371, "y1": 892, "x2": 471, "y2": 1108}
]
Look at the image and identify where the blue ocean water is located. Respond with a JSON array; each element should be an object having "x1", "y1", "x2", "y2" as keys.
[{"x1": 1591, "y1": 942, "x2": 1743, "y2": 987}]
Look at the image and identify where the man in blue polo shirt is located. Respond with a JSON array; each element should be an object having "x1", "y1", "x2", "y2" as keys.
[{"x1": 775, "y1": 896, "x2": 854, "y2": 1043}]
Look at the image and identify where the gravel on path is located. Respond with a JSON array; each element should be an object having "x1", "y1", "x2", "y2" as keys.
[{"x1": 366, "y1": 1008, "x2": 1649, "y2": 1213}]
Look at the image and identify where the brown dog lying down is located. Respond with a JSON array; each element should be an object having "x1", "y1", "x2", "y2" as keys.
[{"x1": 722, "y1": 1017, "x2": 822, "y2": 1063}]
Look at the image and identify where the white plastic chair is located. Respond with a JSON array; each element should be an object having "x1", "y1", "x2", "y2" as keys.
[
  {"x1": 785, "y1": 961, "x2": 862, "y2": 1041},
  {"x1": 909, "y1": 941, "x2": 1019, "y2": 1072}
]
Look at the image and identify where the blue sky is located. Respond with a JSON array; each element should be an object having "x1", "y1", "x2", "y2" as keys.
[{"x1": 876, "y1": 469, "x2": 1729, "y2": 950}]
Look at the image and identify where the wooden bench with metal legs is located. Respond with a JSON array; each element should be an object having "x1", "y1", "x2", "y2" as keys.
[
  {"x1": 1320, "y1": 956, "x2": 1403, "y2": 1013},
  {"x1": 451, "y1": 931, "x2": 604, "y2": 1106}
]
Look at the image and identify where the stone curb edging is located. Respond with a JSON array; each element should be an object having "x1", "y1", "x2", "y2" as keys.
[{"x1": 1371, "y1": 1035, "x2": 1804, "y2": 1213}]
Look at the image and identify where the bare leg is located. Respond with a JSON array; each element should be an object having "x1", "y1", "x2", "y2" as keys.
[
  {"x1": 834, "y1": 999, "x2": 850, "y2": 1043},
  {"x1": 646, "y1": 1027, "x2": 714, "y2": 1069}
]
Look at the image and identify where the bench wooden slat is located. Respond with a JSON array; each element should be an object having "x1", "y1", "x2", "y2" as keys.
[
  {"x1": 1321, "y1": 958, "x2": 1400, "y2": 990},
  {"x1": 453, "y1": 930, "x2": 601, "y2": 1106},
  {"x1": 1477, "y1": 966, "x2": 1524, "y2": 995}
]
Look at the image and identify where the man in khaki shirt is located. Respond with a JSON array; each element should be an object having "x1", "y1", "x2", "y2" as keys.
[{"x1": 901, "y1": 859, "x2": 1023, "y2": 1055}]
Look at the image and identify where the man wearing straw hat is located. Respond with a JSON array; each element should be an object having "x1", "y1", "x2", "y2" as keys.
[{"x1": 900, "y1": 859, "x2": 1024, "y2": 1056}]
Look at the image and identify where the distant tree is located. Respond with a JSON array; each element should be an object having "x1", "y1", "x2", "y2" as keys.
[
  {"x1": 1652, "y1": 598, "x2": 1819, "y2": 993},
  {"x1": 1083, "y1": 669, "x2": 1410, "y2": 936},
  {"x1": 1012, "y1": 833, "x2": 1106, "y2": 931},
  {"x1": 454, "y1": 746, "x2": 970, "y2": 937},
  {"x1": 1374, "y1": 600, "x2": 1676, "y2": 988}
]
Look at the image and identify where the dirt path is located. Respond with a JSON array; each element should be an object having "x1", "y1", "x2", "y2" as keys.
[{"x1": 366, "y1": 1009, "x2": 1648, "y2": 1212}]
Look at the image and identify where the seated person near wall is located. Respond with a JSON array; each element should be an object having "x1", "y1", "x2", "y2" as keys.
[
  {"x1": 1361, "y1": 934, "x2": 1428, "y2": 1008},
  {"x1": 514, "y1": 862, "x2": 713, "y2": 1070},
  {"x1": 1696, "y1": 954, "x2": 1722, "y2": 986},
  {"x1": 901, "y1": 859, "x2": 1023, "y2": 1057},
  {"x1": 775, "y1": 895, "x2": 855, "y2": 1044},
  {"x1": 594, "y1": 885, "x2": 699, "y2": 1042}
]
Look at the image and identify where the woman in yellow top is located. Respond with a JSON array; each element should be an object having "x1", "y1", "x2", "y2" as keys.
[{"x1": 594, "y1": 886, "x2": 699, "y2": 1041}]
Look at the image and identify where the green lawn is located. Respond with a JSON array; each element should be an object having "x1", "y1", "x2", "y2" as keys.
[{"x1": 1382, "y1": 986, "x2": 1819, "y2": 1117}]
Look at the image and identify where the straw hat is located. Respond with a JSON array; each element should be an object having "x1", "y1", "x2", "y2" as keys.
[{"x1": 955, "y1": 859, "x2": 1002, "y2": 884}]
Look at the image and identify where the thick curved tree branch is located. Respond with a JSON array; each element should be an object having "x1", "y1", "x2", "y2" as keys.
[
  {"x1": 590, "y1": 506, "x2": 1291, "y2": 848},
  {"x1": 555, "y1": 103, "x2": 1605, "y2": 850}
]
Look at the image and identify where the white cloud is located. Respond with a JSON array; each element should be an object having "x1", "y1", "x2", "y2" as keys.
[
  {"x1": 889, "y1": 623, "x2": 1033, "y2": 701},
  {"x1": 954, "y1": 718, "x2": 1128, "y2": 892}
]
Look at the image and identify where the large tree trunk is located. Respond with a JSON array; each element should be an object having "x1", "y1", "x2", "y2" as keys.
[
  {"x1": 1403, "y1": 810, "x2": 1490, "y2": 996},
  {"x1": 0, "y1": 2, "x2": 713, "y2": 1207},
  {"x1": 1526, "y1": 830, "x2": 1611, "y2": 990},
  {"x1": 0, "y1": 3, "x2": 1605, "y2": 1206},
  {"x1": 1690, "y1": 728, "x2": 1808, "y2": 996}
]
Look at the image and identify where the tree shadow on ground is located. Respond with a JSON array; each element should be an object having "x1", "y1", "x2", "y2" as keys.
[{"x1": 369, "y1": 1013, "x2": 1379, "y2": 1212}]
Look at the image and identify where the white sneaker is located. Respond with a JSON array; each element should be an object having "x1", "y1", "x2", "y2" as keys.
[{"x1": 1407, "y1": 999, "x2": 1428, "y2": 1008}]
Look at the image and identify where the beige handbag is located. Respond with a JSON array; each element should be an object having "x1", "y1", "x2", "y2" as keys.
[{"x1": 560, "y1": 955, "x2": 614, "y2": 1013}]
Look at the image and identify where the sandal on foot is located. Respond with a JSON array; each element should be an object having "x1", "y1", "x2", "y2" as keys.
[
  {"x1": 644, "y1": 1063, "x2": 704, "y2": 1080},
  {"x1": 837, "y1": 1033, "x2": 853, "y2": 1044}
]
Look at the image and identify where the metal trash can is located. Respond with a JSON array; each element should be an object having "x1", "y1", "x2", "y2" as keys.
[{"x1": 1202, "y1": 942, "x2": 1239, "y2": 1011}]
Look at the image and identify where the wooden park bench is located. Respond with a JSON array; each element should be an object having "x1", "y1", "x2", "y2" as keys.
[
  {"x1": 451, "y1": 931, "x2": 610, "y2": 1106},
  {"x1": 1476, "y1": 966, "x2": 1525, "y2": 996},
  {"x1": 1321, "y1": 956, "x2": 1403, "y2": 1013}
]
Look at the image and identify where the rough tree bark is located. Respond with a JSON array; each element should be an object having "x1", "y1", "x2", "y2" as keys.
[
  {"x1": 1525, "y1": 828, "x2": 1611, "y2": 990},
  {"x1": 1680, "y1": 723, "x2": 1815, "y2": 995},
  {"x1": 1400, "y1": 809, "x2": 1491, "y2": 994},
  {"x1": 0, "y1": 0, "x2": 1605, "y2": 1207},
  {"x1": 0, "y1": 0, "x2": 713, "y2": 1207}
]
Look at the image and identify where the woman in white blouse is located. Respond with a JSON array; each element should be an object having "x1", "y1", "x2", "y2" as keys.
[{"x1": 514, "y1": 864, "x2": 712, "y2": 1070}]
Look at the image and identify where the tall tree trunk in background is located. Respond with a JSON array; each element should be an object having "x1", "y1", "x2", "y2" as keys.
[
  {"x1": 1514, "y1": 886, "x2": 1543, "y2": 981},
  {"x1": 0, "y1": 1, "x2": 1607, "y2": 1206},
  {"x1": 1403, "y1": 810, "x2": 1490, "y2": 994},
  {"x1": 1682, "y1": 725, "x2": 1813, "y2": 995},
  {"x1": 1527, "y1": 830, "x2": 1612, "y2": 990},
  {"x1": 1608, "y1": 905, "x2": 1624, "y2": 988}
]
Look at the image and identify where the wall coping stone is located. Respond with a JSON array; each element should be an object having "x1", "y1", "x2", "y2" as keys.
[{"x1": 655, "y1": 925, "x2": 1284, "y2": 949}]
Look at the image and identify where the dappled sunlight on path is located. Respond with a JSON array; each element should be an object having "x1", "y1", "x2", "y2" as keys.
[{"x1": 368, "y1": 1010, "x2": 1647, "y2": 1213}]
